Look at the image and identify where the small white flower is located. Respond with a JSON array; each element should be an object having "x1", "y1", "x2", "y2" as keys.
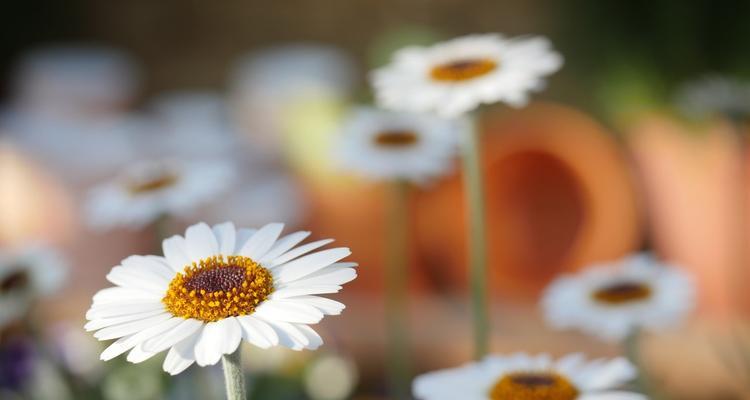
[
  {"x1": 541, "y1": 254, "x2": 695, "y2": 342},
  {"x1": 371, "y1": 33, "x2": 563, "y2": 117},
  {"x1": 335, "y1": 107, "x2": 461, "y2": 184},
  {"x1": 0, "y1": 245, "x2": 67, "y2": 328},
  {"x1": 676, "y1": 75, "x2": 750, "y2": 121},
  {"x1": 85, "y1": 221, "x2": 357, "y2": 375},
  {"x1": 413, "y1": 352, "x2": 643, "y2": 400},
  {"x1": 85, "y1": 159, "x2": 235, "y2": 231}
]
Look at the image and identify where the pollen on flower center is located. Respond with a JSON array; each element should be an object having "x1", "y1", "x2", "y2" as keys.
[
  {"x1": 430, "y1": 58, "x2": 498, "y2": 82},
  {"x1": 489, "y1": 371, "x2": 578, "y2": 400},
  {"x1": 373, "y1": 130, "x2": 420, "y2": 148},
  {"x1": 127, "y1": 173, "x2": 179, "y2": 194},
  {"x1": 162, "y1": 255, "x2": 274, "y2": 322},
  {"x1": 592, "y1": 281, "x2": 652, "y2": 305}
]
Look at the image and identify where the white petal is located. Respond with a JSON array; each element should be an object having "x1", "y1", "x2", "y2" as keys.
[
  {"x1": 85, "y1": 309, "x2": 166, "y2": 331},
  {"x1": 287, "y1": 267, "x2": 357, "y2": 287},
  {"x1": 254, "y1": 301, "x2": 324, "y2": 324},
  {"x1": 194, "y1": 319, "x2": 238, "y2": 367},
  {"x1": 121, "y1": 255, "x2": 174, "y2": 281},
  {"x1": 163, "y1": 329, "x2": 201, "y2": 375},
  {"x1": 240, "y1": 223, "x2": 284, "y2": 260},
  {"x1": 162, "y1": 235, "x2": 192, "y2": 272},
  {"x1": 185, "y1": 222, "x2": 219, "y2": 261},
  {"x1": 294, "y1": 324, "x2": 323, "y2": 349},
  {"x1": 142, "y1": 318, "x2": 204, "y2": 353},
  {"x1": 237, "y1": 316, "x2": 279, "y2": 348},
  {"x1": 260, "y1": 231, "x2": 311, "y2": 263},
  {"x1": 212, "y1": 222, "x2": 237, "y2": 255},
  {"x1": 285, "y1": 296, "x2": 346, "y2": 315},
  {"x1": 86, "y1": 301, "x2": 165, "y2": 320},
  {"x1": 272, "y1": 248, "x2": 351, "y2": 283},
  {"x1": 99, "y1": 317, "x2": 182, "y2": 361},
  {"x1": 127, "y1": 343, "x2": 158, "y2": 363},
  {"x1": 94, "y1": 313, "x2": 173, "y2": 340},
  {"x1": 271, "y1": 285, "x2": 343, "y2": 299},
  {"x1": 106, "y1": 267, "x2": 166, "y2": 293},
  {"x1": 220, "y1": 317, "x2": 243, "y2": 355},
  {"x1": 259, "y1": 319, "x2": 309, "y2": 350},
  {"x1": 92, "y1": 287, "x2": 161, "y2": 304},
  {"x1": 234, "y1": 229, "x2": 257, "y2": 253},
  {"x1": 269, "y1": 239, "x2": 334, "y2": 267}
]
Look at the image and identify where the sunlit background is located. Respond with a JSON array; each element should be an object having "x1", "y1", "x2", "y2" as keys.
[{"x1": 1, "y1": 1, "x2": 750, "y2": 399}]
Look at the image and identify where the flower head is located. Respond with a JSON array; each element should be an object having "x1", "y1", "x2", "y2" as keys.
[
  {"x1": 85, "y1": 159, "x2": 235, "y2": 230},
  {"x1": 371, "y1": 33, "x2": 563, "y2": 117},
  {"x1": 335, "y1": 107, "x2": 461, "y2": 184},
  {"x1": 85, "y1": 222, "x2": 356, "y2": 375},
  {"x1": 541, "y1": 253, "x2": 695, "y2": 341},
  {"x1": 0, "y1": 245, "x2": 67, "y2": 328},
  {"x1": 413, "y1": 352, "x2": 643, "y2": 400}
]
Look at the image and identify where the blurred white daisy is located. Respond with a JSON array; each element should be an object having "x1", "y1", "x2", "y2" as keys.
[
  {"x1": 85, "y1": 159, "x2": 235, "y2": 231},
  {"x1": 676, "y1": 75, "x2": 750, "y2": 121},
  {"x1": 541, "y1": 254, "x2": 695, "y2": 342},
  {"x1": 413, "y1": 352, "x2": 643, "y2": 400},
  {"x1": 85, "y1": 222, "x2": 356, "y2": 375},
  {"x1": 371, "y1": 33, "x2": 563, "y2": 117},
  {"x1": 335, "y1": 107, "x2": 461, "y2": 183},
  {"x1": 0, "y1": 245, "x2": 67, "y2": 328}
]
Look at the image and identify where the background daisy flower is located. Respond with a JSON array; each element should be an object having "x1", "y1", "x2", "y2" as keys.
[
  {"x1": 541, "y1": 253, "x2": 695, "y2": 342},
  {"x1": 335, "y1": 106, "x2": 461, "y2": 184},
  {"x1": 85, "y1": 159, "x2": 236, "y2": 231},
  {"x1": 370, "y1": 33, "x2": 563, "y2": 117},
  {"x1": 85, "y1": 221, "x2": 356, "y2": 375},
  {"x1": 0, "y1": 244, "x2": 67, "y2": 328},
  {"x1": 413, "y1": 352, "x2": 643, "y2": 400}
]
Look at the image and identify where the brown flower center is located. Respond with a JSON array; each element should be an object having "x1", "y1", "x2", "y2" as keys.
[
  {"x1": 373, "y1": 130, "x2": 420, "y2": 148},
  {"x1": 127, "y1": 173, "x2": 179, "y2": 194},
  {"x1": 592, "y1": 281, "x2": 652, "y2": 305},
  {"x1": 489, "y1": 371, "x2": 578, "y2": 400},
  {"x1": 162, "y1": 255, "x2": 274, "y2": 322},
  {"x1": 430, "y1": 58, "x2": 498, "y2": 82},
  {"x1": 0, "y1": 270, "x2": 30, "y2": 292}
]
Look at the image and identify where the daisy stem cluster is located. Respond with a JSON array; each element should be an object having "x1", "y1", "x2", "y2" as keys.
[
  {"x1": 460, "y1": 116, "x2": 490, "y2": 359},
  {"x1": 385, "y1": 180, "x2": 412, "y2": 399},
  {"x1": 222, "y1": 350, "x2": 246, "y2": 400}
]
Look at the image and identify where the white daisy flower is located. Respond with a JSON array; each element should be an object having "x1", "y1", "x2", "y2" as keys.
[
  {"x1": 335, "y1": 107, "x2": 461, "y2": 184},
  {"x1": 371, "y1": 33, "x2": 563, "y2": 117},
  {"x1": 413, "y1": 352, "x2": 644, "y2": 400},
  {"x1": 0, "y1": 245, "x2": 67, "y2": 328},
  {"x1": 676, "y1": 75, "x2": 750, "y2": 121},
  {"x1": 85, "y1": 159, "x2": 235, "y2": 231},
  {"x1": 85, "y1": 221, "x2": 356, "y2": 375},
  {"x1": 542, "y1": 254, "x2": 695, "y2": 342}
]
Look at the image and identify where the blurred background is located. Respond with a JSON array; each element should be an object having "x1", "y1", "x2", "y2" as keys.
[{"x1": 1, "y1": 0, "x2": 750, "y2": 399}]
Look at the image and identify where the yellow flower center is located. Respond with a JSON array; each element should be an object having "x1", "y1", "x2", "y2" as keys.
[
  {"x1": 373, "y1": 130, "x2": 420, "y2": 148},
  {"x1": 489, "y1": 371, "x2": 578, "y2": 400},
  {"x1": 430, "y1": 58, "x2": 498, "y2": 82},
  {"x1": 162, "y1": 255, "x2": 274, "y2": 322},
  {"x1": 127, "y1": 173, "x2": 179, "y2": 194},
  {"x1": 592, "y1": 281, "x2": 652, "y2": 305}
]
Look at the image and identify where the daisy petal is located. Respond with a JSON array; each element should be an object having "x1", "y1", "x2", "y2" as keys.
[
  {"x1": 272, "y1": 248, "x2": 351, "y2": 283},
  {"x1": 94, "y1": 313, "x2": 172, "y2": 340},
  {"x1": 142, "y1": 318, "x2": 204, "y2": 354},
  {"x1": 269, "y1": 239, "x2": 334, "y2": 267},
  {"x1": 237, "y1": 316, "x2": 279, "y2": 348},
  {"x1": 163, "y1": 329, "x2": 202, "y2": 375},
  {"x1": 212, "y1": 222, "x2": 236, "y2": 255},
  {"x1": 260, "y1": 231, "x2": 311, "y2": 263},
  {"x1": 194, "y1": 320, "x2": 230, "y2": 366},
  {"x1": 254, "y1": 301, "x2": 324, "y2": 324},
  {"x1": 185, "y1": 222, "x2": 219, "y2": 261},
  {"x1": 240, "y1": 223, "x2": 284, "y2": 260},
  {"x1": 294, "y1": 324, "x2": 323, "y2": 349},
  {"x1": 162, "y1": 235, "x2": 192, "y2": 272},
  {"x1": 127, "y1": 343, "x2": 158, "y2": 363}
]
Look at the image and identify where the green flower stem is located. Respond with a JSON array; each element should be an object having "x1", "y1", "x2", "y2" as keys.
[
  {"x1": 624, "y1": 329, "x2": 664, "y2": 399},
  {"x1": 222, "y1": 350, "x2": 247, "y2": 400},
  {"x1": 460, "y1": 116, "x2": 490, "y2": 360},
  {"x1": 385, "y1": 180, "x2": 412, "y2": 399}
]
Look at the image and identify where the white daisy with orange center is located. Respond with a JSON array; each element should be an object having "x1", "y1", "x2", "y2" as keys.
[
  {"x1": 541, "y1": 254, "x2": 695, "y2": 341},
  {"x1": 413, "y1": 353, "x2": 644, "y2": 400},
  {"x1": 370, "y1": 33, "x2": 563, "y2": 117},
  {"x1": 85, "y1": 159, "x2": 235, "y2": 230},
  {"x1": 335, "y1": 107, "x2": 461, "y2": 184},
  {"x1": 85, "y1": 222, "x2": 356, "y2": 375}
]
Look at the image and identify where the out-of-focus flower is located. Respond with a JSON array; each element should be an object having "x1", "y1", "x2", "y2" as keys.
[
  {"x1": 84, "y1": 159, "x2": 236, "y2": 231},
  {"x1": 541, "y1": 253, "x2": 695, "y2": 341},
  {"x1": 413, "y1": 353, "x2": 642, "y2": 400},
  {"x1": 149, "y1": 91, "x2": 241, "y2": 160},
  {"x1": 85, "y1": 222, "x2": 356, "y2": 375},
  {"x1": 102, "y1": 360, "x2": 163, "y2": 400},
  {"x1": 304, "y1": 353, "x2": 358, "y2": 400},
  {"x1": 676, "y1": 76, "x2": 750, "y2": 122},
  {"x1": 51, "y1": 322, "x2": 103, "y2": 381},
  {"x1": 10, "y1": 45, "x2": 139, "y2": 119},
  {"x1": 0, "y1": 245, "x2": 67, "y2": 328},
  {"x1": 371, "y1": 34, "x2": 563, "y2": 117},
  {"x1": 335, "y1": 107, "x2": 461, "y2": 184},
  {"x1": 229, "y1": 44, "x2": 355, "y2": 157}
]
